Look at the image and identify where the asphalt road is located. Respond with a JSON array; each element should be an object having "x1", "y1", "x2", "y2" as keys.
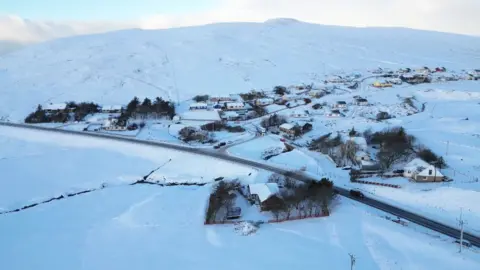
[{"x1": 1, "y1": 121, "x2": 479, "y2": 248}]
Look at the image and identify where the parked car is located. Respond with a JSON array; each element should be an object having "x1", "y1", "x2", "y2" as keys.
[
  {"x1": 280, "y1": 138, "x2": 286, "y2": 142},
  {"x1": 393, "y1": 169, "x2": 405, "y2": 174},
  {"x1": 213, "y1": 145, "x2": 221, "y2": 149},
  {"x1": 271, "y1": 131, "x2": 280, "y2": 135},
  {"x1": 350, "y1": 189, "x2": 365, "y2": 199},
  {"x1": 455, "y1": 239, "x2": 472, "y2": 247},
  {"x1": 219, "y1": 142, "x2": 226, "y2": 147}
]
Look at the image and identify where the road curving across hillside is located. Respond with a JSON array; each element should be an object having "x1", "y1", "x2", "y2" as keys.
[{"x1": 0, "y1": 121, "x2": 478, "y2": 248}]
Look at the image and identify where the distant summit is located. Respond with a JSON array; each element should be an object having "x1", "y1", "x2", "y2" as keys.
[{"x1": 264, "y1": 18, "x2": 302, "y2": 25}]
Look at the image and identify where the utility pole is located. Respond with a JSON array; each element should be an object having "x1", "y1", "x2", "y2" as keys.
[
  {"x1": 458, "y1": 209, "x2": 466, "y2": 253},
  {"x1": 349, "y1": 253, "x2": 356, "y2": 270},
  {"x1": 446, "y1": 141, "x2": 449, "y2": 156}
]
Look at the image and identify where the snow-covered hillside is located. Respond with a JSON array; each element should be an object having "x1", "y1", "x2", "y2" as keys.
[{"x1": 1, "y1": 20, "x2": 480, "y2": 120}]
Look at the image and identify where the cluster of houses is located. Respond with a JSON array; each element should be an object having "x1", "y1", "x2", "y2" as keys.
[{"x1": 184, "y1": 95, "x2": 253, "y2": 122}]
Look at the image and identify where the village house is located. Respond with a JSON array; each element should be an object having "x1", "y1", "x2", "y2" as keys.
[
  {"x1": 210, "y1": 96, "x2": 235, "y2": 103},
  {"x1": 327, "y1": 109, "x2": 343, "y2": 117},
  {"x1": 254, "y1": 98, "x2": 274, "y2": 106},
  {"x1": 290, "y1": 110, "x2": 310, "y2": 119},
  {"x1": 101, "y1": 105, "x2": 123, "y2": 113},
  {"x1": 333, "y1": 101, "x2": 348, "y2": 109},
  {"x1": 44, "y1": 103, "x2": 67, "y2": 113},
  {"x1": 416, "y1": 67, "x2": 431, "y2": 75},
  {"x1": 372, "y1": 81, "x2": 393, "y2": 88},
  {"x1": 386, "y1": 78, "x2": 402, "y2": 85},
  {"x1": 221, "y1": 111, "x2": 242, "y2": 121},
  {"x1": 355, "y1": 98, "x2": 369, "y2": 106},
  {"x1": 279, "y1": 123, "x2": 296, "y2": 135},
  {"x1": 403, "y1": 158, "x2": 444, "y2": 182},
  {"x1": 189, "y1": 102, "x2": 208, "y2": 110},
  {"x1": 224, "y1": 102, "x2": 246, "y2": 111},
  {"x1": 247, "y1": 183, "x2": 280, "y2": 211},
  {"x1": 102, "y1": 118, "x2": 126, "y2": 131},
  {"x1": 309, "y1": 90, "x2": 324, "y2": 98}
]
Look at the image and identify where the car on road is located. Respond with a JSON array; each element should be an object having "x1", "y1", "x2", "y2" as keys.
[
  {"x1": 455, "y1": 239, "x2": 472, "y2": 247},
  {"x1": 350, "y1": 189, "x2": 365, "y2": 199},
  {"x1": 280, "y1": 138, "x2": 286, "y2": 142},
  {"x1": 219, "y1": 142, "x2": 226, "y2": 147},
  {"x1": 213, "y1": 145, "x2": 221, "y2": 149}
]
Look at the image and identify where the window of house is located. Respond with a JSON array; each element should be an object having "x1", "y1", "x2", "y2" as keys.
[{"x1": 429, "y1": 170, "x2": 432, "y2": 175}]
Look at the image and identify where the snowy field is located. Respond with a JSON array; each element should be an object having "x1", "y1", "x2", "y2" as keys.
[
  {"x1": 0, "y1": 185, "x2": 478, "y2": 270},
  {"x1": 0, "y1": 125, "x2": 255, "y2": 211}
]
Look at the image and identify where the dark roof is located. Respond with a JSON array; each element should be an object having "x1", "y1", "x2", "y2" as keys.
[
  {"x1": 331, "y1": 109, "x2": 341, "y2": 113},
  {"x1": 357, "y1": 98, "x2": 368, "y2": 102},
  {"x1": 337, "y1": 101, "x2": 347, "y2": 104}
]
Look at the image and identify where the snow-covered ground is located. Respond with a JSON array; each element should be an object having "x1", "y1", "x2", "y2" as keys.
[
  {"x1": 0, "y1": 125, "x2": 255, "y2": 211},
  {"x1": 0, "y1": 185, "x2": 478, "y2": 270}
]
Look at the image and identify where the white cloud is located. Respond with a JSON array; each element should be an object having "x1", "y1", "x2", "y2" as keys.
[{"x1": 0, "y1": 0, "x2": 479, "y2": 44}]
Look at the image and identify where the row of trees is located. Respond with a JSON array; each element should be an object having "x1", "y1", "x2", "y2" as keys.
[
  {"x1": 25, "y1": 102, "x2": 101, "y2": 124},
  {"x1": 24, "y1": 105, "x2": 69, "y2": 123},
  {"x1": 265, "y1": 176, "x2": 335, "y2": 220},
  {"x1": 205, "y1": 181, "x2": 241, "y2": 223},
  {"x1": 118, "y1": 96, "x2": 175, "y2": 126}
]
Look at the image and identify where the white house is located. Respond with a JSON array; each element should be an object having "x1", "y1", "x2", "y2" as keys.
[
  {"x1": 189, "y1": 102, "x2": 208, "y2": 110},
  {"x1": 279, "y1": 123, "x2": 296, "y2": 135},
  {"x1": 225, "y1": 102, "x2": 245, "y2": 111},
  {"x1": 221, "y1": 111, "x2": 241, "y2": 121},
  {"x1": 333, "y1": 101, "x2": 348, "y2": 109},
  {"x1": 290, "y1": 110, "x2": 310, "y2": 118},
  {"x1": 101, "y1": 105, "x2": 123, "y2": 113},
  {"x1": 102, "y1": 118, "x2": 126, "y2": 131},
  {"x1": 254, "y1": 98, "x2": 274, "y2": 106},
  {"x1": 404, "y1": 158, "x2": 444, "y2": 182},
  {"x1": 44, "y1": 103, "x2": 67, "y2": 113},
  {"x1": 247, "y1": 183, "x2": 280, "y2": 207},
  {"x1": 210, "y1": 96, "x2": 235, "y2": 103}
]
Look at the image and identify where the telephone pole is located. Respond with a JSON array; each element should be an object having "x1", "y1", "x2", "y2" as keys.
[
  {"x1": 457, "y1": 209, "x2": 466, "y2": 253},
  {"x1": 446, "y1": 141, "x2": 449, "y2": 156},
  {"x1": 349, "y1": 253, "x2": 356, "y2": 270}
]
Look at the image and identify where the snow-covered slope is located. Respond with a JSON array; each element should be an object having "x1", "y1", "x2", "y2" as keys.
[{"x1": 1, "y1": 20, "x2": 480, "y2": 120}]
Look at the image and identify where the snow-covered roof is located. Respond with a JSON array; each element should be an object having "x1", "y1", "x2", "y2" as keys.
[
  {"x1": 181, "y1": 110, "x2": 220, "y2": 121},
  {"x1": 222, "y1": 111, "x2": 239, "y2": 117},
  {"x1": 257, "y1": 98, "x2": 273, "y2": 102},
  {"x1": 44, "y1": 103, "x2": 67, "y2": 110},
  {"x1": 226, "y1": 102, "x2": 245, "y2": 107},
  {"x1": 417, "y1": 166, "x2": 444, "y2": 177},
  {"x1": 404, "y1": 158, "x2": 430, "y2": 170},
  {"x1": 280, "y1": 123, "x2": 295, "y2": 130},
  {"x1": 351, "y1": 137, "x2": 367, "y2": 149},
  {"x1": 189, "y1": 102, "x2": 208, "y2": 108},
  {"x1": 248, "y1": 183, "x2": 279, "y2": 203},
  {"x1": 101, "y1": 105, "x2": 123, "y2": 111}
]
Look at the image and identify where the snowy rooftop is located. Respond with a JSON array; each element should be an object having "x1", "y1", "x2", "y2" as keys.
[
  {"x1": 417, "y1": 165, "x2": 444, "y2": 177},
  {"x1": 248, "y1": 183, "x2": 279, "y2": 203},
  {"x1": 181, "y1": 110, "x2": 220, "y2": 121},
  {"x1": 44, "y1": 103, "x2": 67, "y2": 110},
  {"x1": 222, "y1": 111, "x2": 239, "y2": 117},
  {"x1": 225, "y1": 102, "x2": 245, "y2": 107},
  {"x1": 280, "y1": 123, "x2": 295, "y2": 130},
  {"x1": 404, "y1": 158, "x2": 430, "y2": 169}
]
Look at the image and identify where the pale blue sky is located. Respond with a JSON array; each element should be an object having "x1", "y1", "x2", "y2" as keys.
[{"x1": 0, "y1": 0, "x2": 219, "y2": 20}]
